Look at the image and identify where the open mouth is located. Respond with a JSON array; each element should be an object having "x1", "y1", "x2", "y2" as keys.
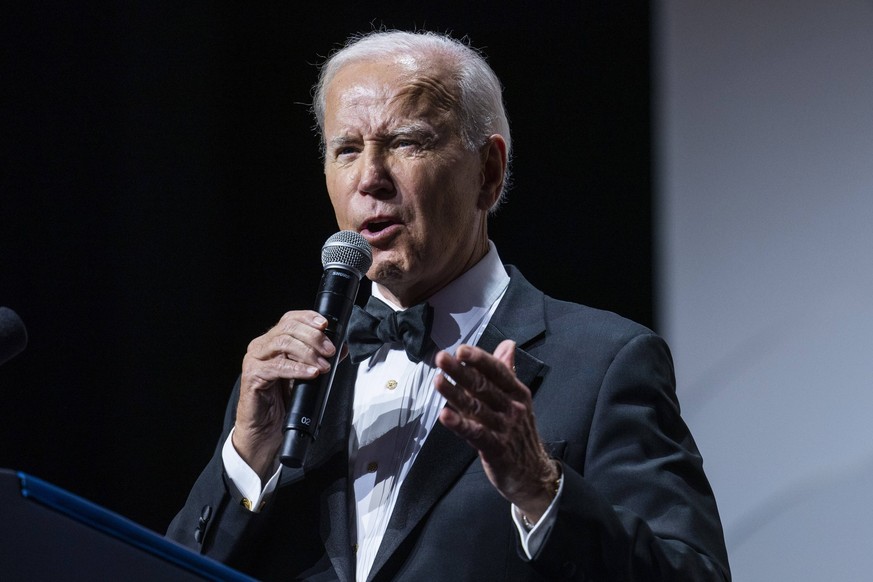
[{"x1": 363, "y1": 219, "x2": 398, "y2": 234}]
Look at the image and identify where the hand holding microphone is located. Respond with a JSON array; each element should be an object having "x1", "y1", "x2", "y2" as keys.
[
  {"x1": 279, "y1": 231, "x2": 372, "y2": 467},
  {"x1": 233, "y1": 232, "x2": 371, "y2": 478}
]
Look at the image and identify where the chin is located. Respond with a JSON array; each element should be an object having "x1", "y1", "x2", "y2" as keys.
[{"x1": 368, "y1": 259, "x2": 407, "y2": 286}]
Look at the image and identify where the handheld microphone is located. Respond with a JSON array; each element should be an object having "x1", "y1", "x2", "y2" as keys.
[
  {"x1": 280, "y1": 231, "x2": 372, "y2": 468},
  {"x1": 0, "y1": 307, "x2": 28, "y2": 367}
]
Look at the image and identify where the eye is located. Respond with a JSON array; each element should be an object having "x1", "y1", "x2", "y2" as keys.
[
  {"x1": 393, "y1": 138, "x2": 418, "y2": 149},
  {"x1": 391, "y1": 129, "x2": 436, "y2": 152},
  {"x1": 334, "y1": 144, "x2": 360, "y2": 159}
]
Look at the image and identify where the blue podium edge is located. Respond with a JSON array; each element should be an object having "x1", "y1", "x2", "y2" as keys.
[{"x1": 17, "y1": 472, "x2": 255, "y2": 582}]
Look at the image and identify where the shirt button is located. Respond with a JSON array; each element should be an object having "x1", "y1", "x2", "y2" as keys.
[
  {"x1": 367, "y1": 461, "x2": 378, "y2": 473},
  {"x1": 386, "y1": 379, "x2": 398, "y2": 390}
]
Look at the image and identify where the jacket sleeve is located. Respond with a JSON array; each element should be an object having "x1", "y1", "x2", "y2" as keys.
[
  {"x1": 166, "y1": 378, "x2": 262, "y2": 564},
  {"x1": 528, "y1": 333, "x2": 731, "y2": 581}
]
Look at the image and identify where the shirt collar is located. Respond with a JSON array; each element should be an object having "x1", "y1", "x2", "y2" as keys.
[{"x1": 371, "y1": 241, "x2": 510, "y2": 352}]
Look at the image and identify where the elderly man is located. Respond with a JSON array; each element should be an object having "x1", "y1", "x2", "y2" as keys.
[{"x1": 168, "y1": 30, "x2": 731, "y2": 581}]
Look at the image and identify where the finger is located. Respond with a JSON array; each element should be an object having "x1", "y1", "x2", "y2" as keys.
[
  {"x1": 244, "y1": 311, "x2": 336, "y2": 388},
  {"x1": 247, "y1": 334, "x2": 331, "y2": 376},
  {"x1": 437, "y1": 399, "x2": 501, "y2": 453},
  {"x1": 434, "y1": 371, "x2": 505, "y2": 428},
  {"x1": 276, "y1": 310, "x2": 328, "y2": 334},
  {"x1": 492, "y1": 339, "x2": 516, "y2": 372},
  {"x1": 454, "y1": 344, "x2": 528, "y2": 400},
  {"x1": 271, "y1": 332, "x2": 333, "y2": 371},
  {"x1": 436, "y1": 356, "x2": 510, "y2": 413},
  {"x1": 242, "y1": 352, "x2": 323, "y2": 391},
  {"x1": 276, "y1": 311, "x2": 337, "y2": 358},
  {"x1": 248, "y1": 313, "x2": 335, "y2": 367},
  {"x1": 435, "y1": 349, "x2": 515, "y2": 411}
]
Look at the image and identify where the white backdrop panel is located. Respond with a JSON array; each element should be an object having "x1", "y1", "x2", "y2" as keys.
[{"x1": 656, "y1": 2, "x2": 873, "y2": 580}]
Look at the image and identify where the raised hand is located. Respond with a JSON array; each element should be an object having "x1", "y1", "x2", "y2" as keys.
[{"x1": 435, "y1": 339, "x2": 560, "y2": 523}]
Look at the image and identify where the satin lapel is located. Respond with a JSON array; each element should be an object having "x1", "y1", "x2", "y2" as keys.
[
  {"x1": 278, "y1": 361, "x2": 357, "y2": 582},
  {"x1": 478, "y1": 266, "x2": 548, "y2": 396},
  {"x1": 277, "y1": 361, "x2": 357, "y2": 487},
  {"x1": 367, "y1": 270, "x2": 547, "y2": 581},
  {"x1": 476, "y1": 324, "x2": 545, "y2": 395},
  {"x1": 368, "y1": 418, "x2": 477, "y2": 580}
]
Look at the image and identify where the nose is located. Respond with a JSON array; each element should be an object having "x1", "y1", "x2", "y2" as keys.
[{"x1": 358, "y1": 147, "x2": 394, "y2": 198}]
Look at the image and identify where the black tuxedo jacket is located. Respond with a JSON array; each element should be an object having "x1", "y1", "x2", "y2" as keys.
[{"x1": 168, "y1": 267, "x2": 730, "y2": 581}]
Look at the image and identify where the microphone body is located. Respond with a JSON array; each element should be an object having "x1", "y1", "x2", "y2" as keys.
[
  {"x1": 0, "y1": 307, "x2": 28, "y2": 367},
  {"x1": 280, "y1": 231, "x2": 371, "y2": 468}
]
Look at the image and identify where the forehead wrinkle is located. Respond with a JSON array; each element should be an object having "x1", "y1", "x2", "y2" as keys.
[
  {"x1": 325, "y1": 61, "x2": 460, "y2": 142},
  {"x1": 330, "y1": 89, "x2": 446, "y2": 142},
  {"x1": 326, "y1": 90, "x2": 392, "y2": 142},
  {"x1": 391, "y1": 74, "x2": 460, "y2": 118},
  {"x1": 335, "y1": 82, "x2": 384, "y2": 111}
]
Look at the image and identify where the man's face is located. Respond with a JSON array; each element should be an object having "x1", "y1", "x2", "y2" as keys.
[{"x1": 322, "y1": 57, "x2": 495, "y2": 307}]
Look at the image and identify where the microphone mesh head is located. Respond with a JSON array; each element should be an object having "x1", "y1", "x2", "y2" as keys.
[{"x1": 321, "y1": 231, "x2": 372, "y2": 279}]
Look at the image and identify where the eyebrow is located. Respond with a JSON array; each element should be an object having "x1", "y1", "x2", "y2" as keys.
[
  {"x1": 327, "y1": 122, "x2": 437, "y2": 150},
  {"x1": 387, "y1": 122, "x2": 435, "y2": 139},
  {"x1": 327, "y1": 135, "x2": 358, "y2": 150}
]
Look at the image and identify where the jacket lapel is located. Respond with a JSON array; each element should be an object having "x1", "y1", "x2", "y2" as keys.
[
  {"x1": 367, "y1": 267, "x2": 546, "y2": 581},
  {"x1": 278, "y1": 361, "x2": 357, "y2": 582}
]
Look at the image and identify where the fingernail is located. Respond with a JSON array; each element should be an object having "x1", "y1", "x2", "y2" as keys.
[
  {"x1": 306, "y1": 365, "x2": 320, "y2": 375},
  {"x1": 317, "y1": 358, "x2": 331, "y2": 371},
  {"x1": 314, "y1": 315, "x2": 327, "y2": 325}
]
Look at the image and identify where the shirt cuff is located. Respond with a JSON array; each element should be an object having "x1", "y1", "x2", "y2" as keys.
[
  {"x1": 511, "y1": 473, "x2": 565, "y2": 559},
  {"x1": 221, "y1": 427, "x2": 281, "y2": 512}
]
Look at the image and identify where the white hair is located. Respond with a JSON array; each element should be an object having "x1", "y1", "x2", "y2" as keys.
[{"x1": 312, "y1": 30, "x2": 513, "y2": 208}]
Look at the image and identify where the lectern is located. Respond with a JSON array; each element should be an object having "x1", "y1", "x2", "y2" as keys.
[{"x1": 0, "y1": 469, "x2": 253, "y2": 581}]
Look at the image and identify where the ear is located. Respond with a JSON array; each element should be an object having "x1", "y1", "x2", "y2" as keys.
[{"x1": 477, "y1": 134, "x2": 508, "y2": 210}]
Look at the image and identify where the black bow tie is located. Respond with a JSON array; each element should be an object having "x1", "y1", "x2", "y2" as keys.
[{"x1": 347, "y1": 296, "x2": 435, "y2": 364}]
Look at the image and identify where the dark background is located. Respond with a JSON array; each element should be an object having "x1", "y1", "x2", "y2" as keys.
[{"x1": 1, "y1": 1, "x2": 651, "y2": 533}]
